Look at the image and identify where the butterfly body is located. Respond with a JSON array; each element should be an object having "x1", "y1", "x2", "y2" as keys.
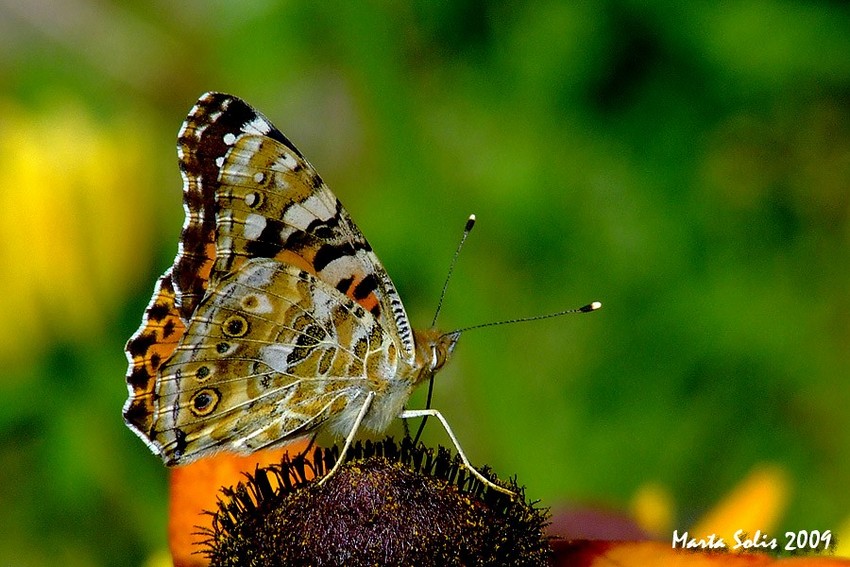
[{"x1": 125, "y1": 93, "x2": 466, "y2": 471}]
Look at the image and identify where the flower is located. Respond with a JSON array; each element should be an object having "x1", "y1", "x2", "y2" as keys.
[
  {"x1": 198, "y1": 437, "x2": 550, "y2": 566},
  {"x1": 0, "y1": 98, "x2": 154, "y2": 365}
]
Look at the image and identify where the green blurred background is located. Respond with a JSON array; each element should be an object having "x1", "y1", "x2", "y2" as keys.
[{"x1": 2, "y1": 1, "x2": 849, "y2": 565}]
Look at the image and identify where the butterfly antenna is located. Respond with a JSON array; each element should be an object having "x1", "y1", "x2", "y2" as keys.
[
  {"x1": 447, "y1": 301, "x2": 602, "y2": 336},
  {"x1": 414, "y1": 214, "x2": 476, "y2": 446},
  {"x1": 426, "y1": 302, "x2": 600, "y2": 437},
  {"x1": 431, "y1": 213, "x2": 476, "y2": 328}
]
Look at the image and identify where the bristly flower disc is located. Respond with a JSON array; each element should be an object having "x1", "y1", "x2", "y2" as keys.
[{"x1": 201, "y1": 437, "x2": 551, "y2": 567}]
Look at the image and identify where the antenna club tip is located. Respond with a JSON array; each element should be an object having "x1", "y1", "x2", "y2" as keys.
[
  {"x1": 582, "y1": 301, "x2": 603, "y2": 312},
  {"x1": 465, "y1": 214, "x2": 476, "y2": 230}
]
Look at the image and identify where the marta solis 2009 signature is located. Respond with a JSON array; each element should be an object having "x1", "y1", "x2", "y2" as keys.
[{"x1": 672, "y1": 529, "x2": 834, "y2": 553}]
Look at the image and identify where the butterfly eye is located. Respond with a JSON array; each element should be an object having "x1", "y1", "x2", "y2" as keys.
[{"x1": 429, "y1": 341, "x2": 453, "y2": 373}]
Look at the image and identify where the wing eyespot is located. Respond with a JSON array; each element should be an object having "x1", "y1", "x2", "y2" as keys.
[
  {"x1": 222, "y1": 314, "x2": 250, "y2": 337},
  {"x1": 190, "y1": 388, "x2": 221, "y2": 416}
]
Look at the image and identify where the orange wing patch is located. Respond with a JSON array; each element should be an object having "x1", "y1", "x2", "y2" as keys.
[{"x1": 124, "y1": 271, "x2": 186, "y2": 436}]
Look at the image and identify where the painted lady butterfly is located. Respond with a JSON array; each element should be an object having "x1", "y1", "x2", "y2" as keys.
[{"x1": 124, "y1": 92, "x2": 514, "y2": 494}]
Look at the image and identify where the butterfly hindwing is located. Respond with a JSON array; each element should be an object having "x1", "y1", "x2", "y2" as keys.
[
  {"x1": 149, "y1": 258, "x2": 399, "y2": 462},
  {"x1": 123, "y1": 271, "x2": 187, "y2": 445}
]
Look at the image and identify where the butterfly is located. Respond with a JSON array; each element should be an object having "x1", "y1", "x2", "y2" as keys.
[{"x1": 123, "y1": 92, "x2": 514, "y2": 495}]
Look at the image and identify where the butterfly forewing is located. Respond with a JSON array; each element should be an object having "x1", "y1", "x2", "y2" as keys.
[
  {"x1": 172, "y1": 93, "x2": 310, "y2": 316},
  {"x1": 214, "y1": 132, "x2": 415, "y2": 359}
]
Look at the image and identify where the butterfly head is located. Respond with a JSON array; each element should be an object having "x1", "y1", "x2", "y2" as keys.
[{"x1": 413, "y1": 328, "x2": 460, "y2": 384}]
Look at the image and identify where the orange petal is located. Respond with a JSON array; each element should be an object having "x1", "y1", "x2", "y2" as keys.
[{"x1": 168, "y1": 443, "x2": 309, "y2": 567}]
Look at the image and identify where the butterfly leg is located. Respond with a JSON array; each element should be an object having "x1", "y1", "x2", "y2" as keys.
[
  {"x1": 399, "y1": 409, "x2": 515, "y2": 497},
  {"x1": 318, "y1": 391, "x2": 375, "y2": 486}
]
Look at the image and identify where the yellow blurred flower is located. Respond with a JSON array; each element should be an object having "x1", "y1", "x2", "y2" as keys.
[
  {"x1": 0, "y1": 99, "x2": 155, "y2": 367},
  {"x1": 630, "y1": 464, "x2": 848, "y2": 556},
  {"x1": 691, "y1": 464, "x2": 789, "y2": 549},
  {"x1": 835, "y1": 514, "x2": 850, "y2": 558},
  {"x1": 631, "y1": 481, "x2": 675, "y2": 536}
]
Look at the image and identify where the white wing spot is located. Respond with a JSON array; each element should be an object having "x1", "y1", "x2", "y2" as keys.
[
  {"x1": 271, "y1": 153, "x2": 298, "y2": 172},
  {"x1": 245, "y1": 116, "x2": 271, "y2": 135},
  {"x1": 241, "y1": 260, "x2": 278, "y2": 288},
  {"x1": 243, "y1": 213, "x2": 267, "y2": 240},
  {"x1": 301, "y1": 194, "x2": 333, "y2": 219},
  {"x1": 253, "y1": 171, "x2": 265, "y2": 184},
  {"x1": 260, "y1": 344, "x2": 295, "y2": 374},
  {"x1": 223, "y1": 132, "x2": 237, "y2": 145},
  {"x1": 240, "y1": 293, "x2": 273, "y2": 314}
]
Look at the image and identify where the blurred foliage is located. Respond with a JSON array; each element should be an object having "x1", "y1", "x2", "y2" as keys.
[{"x1": 1, "y1": 1, "x2": 849, "y2": 565}]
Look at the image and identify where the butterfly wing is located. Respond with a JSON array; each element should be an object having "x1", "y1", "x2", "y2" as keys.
[
  {"x1": 147, "y1": 258, "x2": 401, "y2": 462},
  {"x1": 124, "y1": 94, "x2": 291, "y2": 442},
  {"x1": 211, "y1": 105, "x2": 415, "y2": 358},
  {"x1": 174, "y1": 92, "x2": 415, "y2": 358},
  {"x1": 173, "y1": 92, "x2": 308, "y2": 317},
  {"x1": 125, "y1": 92, "x2": 419, "y2": 461},
  {"x1": 124, "y1": 272, "x2": 186, "y2": 440}
]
